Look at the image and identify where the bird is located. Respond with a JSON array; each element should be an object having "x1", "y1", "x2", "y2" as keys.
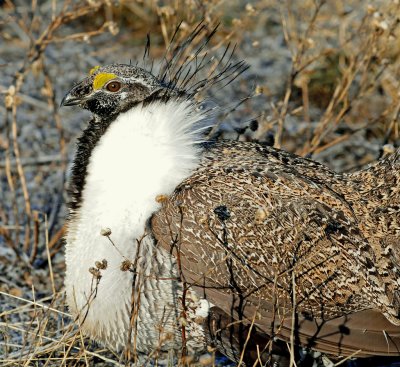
[{"x1": 61, "y1": 28, "x2": 400, "y2": 366}]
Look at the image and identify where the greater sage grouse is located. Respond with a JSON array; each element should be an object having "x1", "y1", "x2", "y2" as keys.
[{"x1": 62, "y1": 34, "x2": 400, "y2": 366}]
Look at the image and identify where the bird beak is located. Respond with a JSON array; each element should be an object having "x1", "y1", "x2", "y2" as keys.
[
  {"x1": 60, "y1": 93, "x2": 82, "y2": 107},
  {"x1": 60, "y1": 79, "x2": 93, "y2": 107}
]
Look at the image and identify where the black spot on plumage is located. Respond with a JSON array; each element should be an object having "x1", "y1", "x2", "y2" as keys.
[
  {"x1": 280, "y1": 156, "x2": 290, "y2": 165},
  {"x1": 364, "y1": 257, "x2": 376, "y2": 272},
  {"x1": 214, "y1": 205, "x2": 231, "y2": 221},
  {"x1": 249, "y1": 119, "x2": 258, "y2": 132},
  {"x1": 325, "y1": 220, "x2": 341, "y2": 235}
]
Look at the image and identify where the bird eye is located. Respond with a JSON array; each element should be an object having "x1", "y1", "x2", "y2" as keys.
[{"x1": 106, "y1": 81, "x2": 121, "y2": 92}]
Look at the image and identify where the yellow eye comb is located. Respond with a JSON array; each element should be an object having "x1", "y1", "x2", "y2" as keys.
[{"x1": 93, "y1": 73, "x2": 118, "y2": 90}]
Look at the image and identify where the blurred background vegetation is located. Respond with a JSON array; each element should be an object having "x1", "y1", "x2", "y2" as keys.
[{"x1": 1, "y1": 0, "x2": 400, "y2": 365}]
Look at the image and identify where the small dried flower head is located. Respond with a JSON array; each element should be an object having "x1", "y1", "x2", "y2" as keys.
[
  {"x1": 100, "y1": 228, "x2": 112, "y2": 236},
  {"x1": 106, "y1": 21, "x2": 119, "y2": 36},
  {"x1": 180, "y1": 21, "x2": 189, "y2": 31},
  {"x1": 5, "y1": 86, "x2": 15, "y2": 108},
  {"x1": 95, "y1": 259, "x2": 108, "y2": 269},
  {"x1": 255, "y1": 85, "x2": 264, "y2": 95},
  {"x1": 155, "y1": 194, "x2": 169, "y2": 204},
  {"x1": 232, "y1": 18, "x2": 242, "y2": 27},
  {"x1": 120, "y1": 259, "x2": 132, "y2": 271},
  {"x1": 372, "y1": 18, "x2": 388, "y2": 32},
  {"x1": 179, "y1": 316, "x2": 188, "y2": 326},
  {"x1": 383, "y1": 144, "x2": 395, "y2": 156},
  {"x1": 304, "y1": 37, "x2": 314, "y2": 48},
  {"x1": 245, "y1": 3, "x2": 255, "y2": 14},
  {"x1": 89, "y1": 267, "x2": 102, "y2": 279},
  {"x1": 187, "y1": 292, "x2": 199, "y2": 303}
]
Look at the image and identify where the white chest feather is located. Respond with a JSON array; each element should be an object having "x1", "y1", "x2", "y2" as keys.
[{"x1": 65, "y1": 101, "x2": 207, "y2": 354}]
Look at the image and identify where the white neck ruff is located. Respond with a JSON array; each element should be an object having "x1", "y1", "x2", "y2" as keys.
[
  {"x1": 65, "y1": 100, "x2": 206, "y2": 352},
  {"x1": 80, "y1": 99, "x2": 203, "y2": 243}
]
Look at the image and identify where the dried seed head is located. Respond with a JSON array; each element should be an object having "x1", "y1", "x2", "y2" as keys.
[
  {"x1": 95, "y1": 259, "x2": 108, "y2": 269},
  {"x1": 306, "y1": 38, "x2": 315, "y2": 48},
  {"x1": 120, "y1": 259, "x2": 132, "y2": 272},
  {"x1": 5, "y1": 86, "x2": 15, "y2": 109},
  {"x1": 383, "y1": 144, "x2": 395, "y2": 156},
  {"x1": 188, "y1": 292, "x2": 199, "y2": 303},
  {"x1": 255, "y1": 85, "x2": 264, "y2": 95},
  {"x1": 245, "y1": 3, "x2": 255, "y2": 14},
  {"x1": 179, "y1": 316, "x2": 188, "y2": 326},
  {"x1": 89, "y1": 267, "x2": 101, "y2": 279},
  {"x1": 106, "y1": 21, "x2": 119, "y2": 36},
  {"x1": 155, "y1": 194, "x2": 169, "y2": 204},
  {"x1": 100, "y1": 228, "x2": 112, "y2": 236}
]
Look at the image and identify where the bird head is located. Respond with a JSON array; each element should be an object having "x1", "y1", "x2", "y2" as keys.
[{"x1": 61, "y1": 64, "x2": 170, "y2": 119}]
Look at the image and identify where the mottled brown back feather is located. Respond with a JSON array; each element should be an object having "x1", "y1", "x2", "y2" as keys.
[{"x1": 151, "y1": 141, "x2": 400, "y2": 359}]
